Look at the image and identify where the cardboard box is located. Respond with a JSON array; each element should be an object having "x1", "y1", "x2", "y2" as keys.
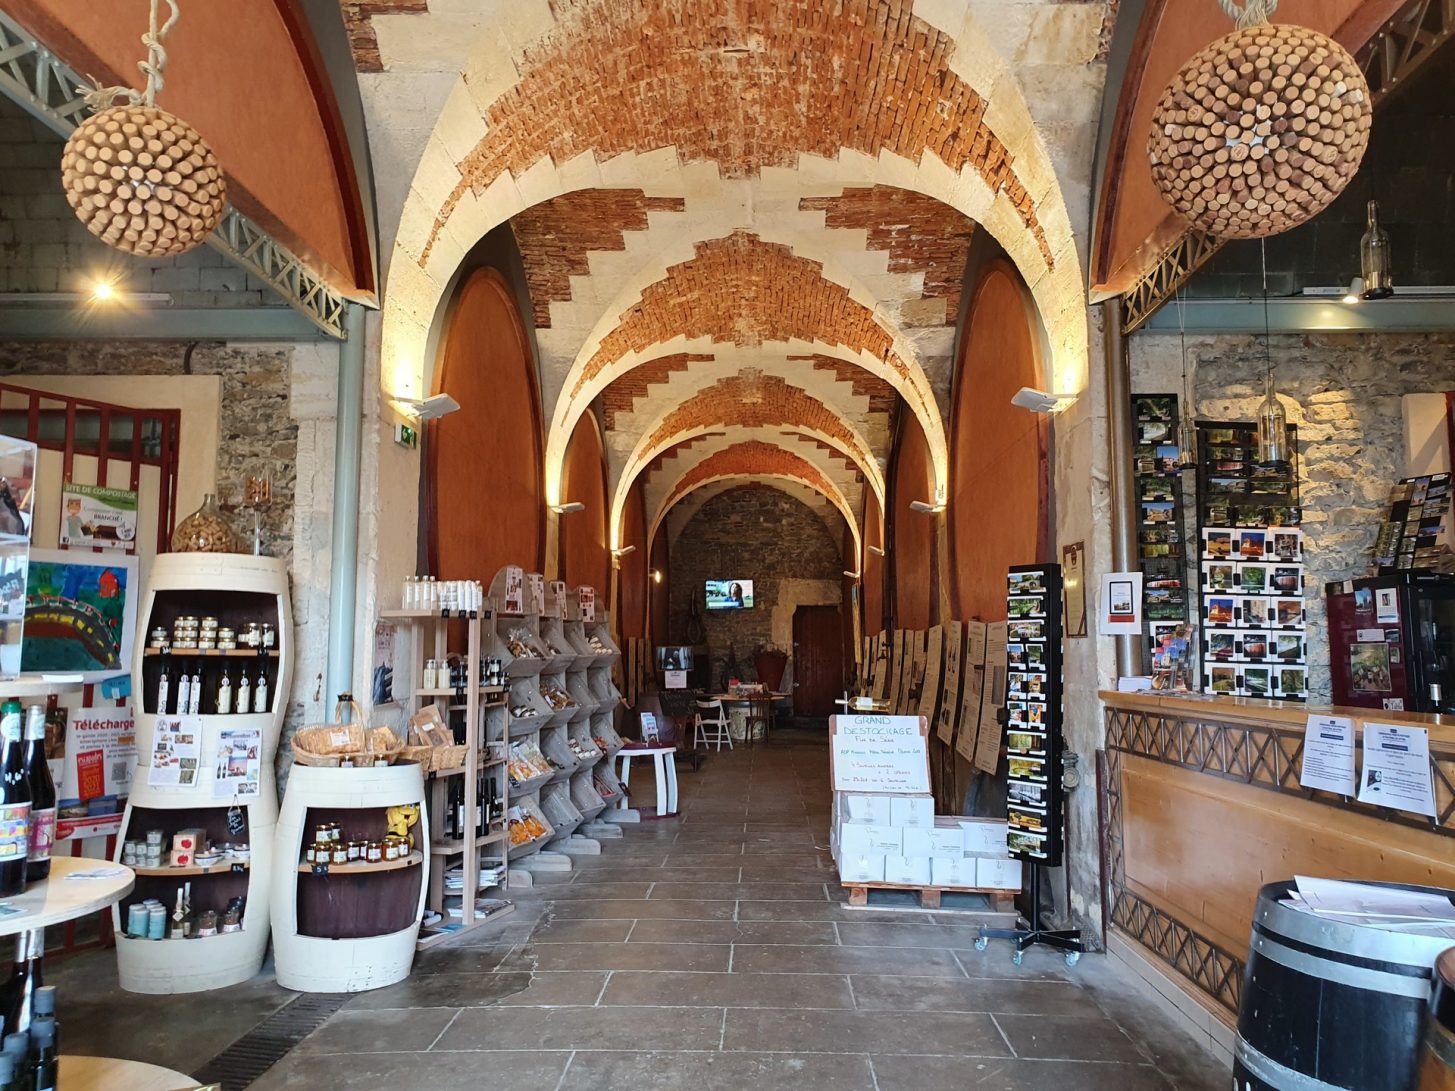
[
  {"x1": 837, "y1": 792, "x2": 894, "y2": 826},
  {"x1": 840, "y1": 853, "x2": 885, "y2": 883},
  {"x1": 884, "y1": 855, "x2": 932, "y2": 886},
  {"x1": 890, "y1": 794, "x2": 934, "y2": 829},
  {"x1": 931, "y1": 856, "x2": 977, "y2": 888},
  {"x1": 841, "y1": 822, "x2": 902, "y2": 857},
  {"x1": 976, "y1": 856, "x2": 1022, "y2": 890},
  {"x1": 927, "y1": 828, "x2": 965, "y2": 857},
  {"x1": 960, "y1": 819, "x2": 1009, "y2": 856}
]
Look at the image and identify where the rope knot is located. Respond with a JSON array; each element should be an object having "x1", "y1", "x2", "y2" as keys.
[{"x1": 1218, "y1": 0, "x2": 1279, "y2": 29}]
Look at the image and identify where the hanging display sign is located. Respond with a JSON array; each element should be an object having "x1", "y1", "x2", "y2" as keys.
[
  {"x1": 148, "y1": 715, "x2": 201, "y2": 788},
  {"x1": 212, "y1": 727, "x2": 262, "y2": 801},
  {"x1": 501, "y1": 566, "x2": 524, "y2": 614},
  {"x1": 371, "y1": 621, "x2": 395, "y2": 706},
  {"x1": 663, "y1": 669, "x2": 687, "y2": 690},
  {"x1": 548, "y1": 580, "x2": 568, "y2": 619},
  {"x1": 829, "y1": 715, "x2": 930, "y2": 794},
  {"x1": 578, "y1": 586, "x2": 597, "y2": 623},
  {"x1": 1357, "y1": 722, "x2": 1437, "y2": 817},
  {"x1": 1298, "y1": 715, "x2": 1356, "y2": 796},
  {"x1": 1098, "y1": 572, "x2": 1143, "y2": 636},
  {"x1": 58, "y1": 482, "x2": 138, "y2": 552},
  {"x1": 527, "y1": 573, "x2": 546, "y2": 616}
]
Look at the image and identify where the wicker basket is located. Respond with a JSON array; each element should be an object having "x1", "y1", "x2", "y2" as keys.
[
  {"x1": 432, "y1": 743, "x2": 469, "y2": 772},
  {"x1": 398, "y1": 744, "x2": 434, "y2": 774},
  {"x1": 292, "y1": 699, "x2": 402, "y2": 767}
]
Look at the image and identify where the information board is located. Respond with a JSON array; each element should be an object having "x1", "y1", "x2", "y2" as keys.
[{"x1": 829, "y1": 714, "x2": 930, "y2": 794}]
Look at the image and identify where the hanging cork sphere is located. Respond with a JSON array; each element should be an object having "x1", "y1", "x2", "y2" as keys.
[
  {"x1": 60, "y1": 103, "x2": 226, "y2": 258},
  {"x1": 1148, "y1": 22, "x2": 1371, "y2": 239}
]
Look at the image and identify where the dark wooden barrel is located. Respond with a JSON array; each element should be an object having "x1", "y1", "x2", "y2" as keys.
[
  {"x1": 1234, "y1": 880, "x2": 1454, "y2": 1090},
  {"x1": 1417, "y1": 948, "x2": 1455, "y2": 1090}
]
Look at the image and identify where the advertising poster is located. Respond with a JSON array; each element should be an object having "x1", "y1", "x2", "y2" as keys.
[
  {"x1": 58, "y1": 482, "x2": 138, "y2": 552},
  {"x1": 149, "y1": 715, "x2": 201, "y2": 788},
  {"x1": 372, "y1": 621, "x2": 396, "y2": 706},
  {"x1": 1357, "y1": 722, "x2": 1437, "y2": 817},
  {"x1": 21, "y1": 549, "x2": 137, "y2": 680},
  {"x1": 213, "y1": 727, "x2": 262, "y2": 800},
  {"x1": 1098, "y1": 572, "x2": 1143, "y2": 636},
  {"x1": 57, "y1": 704, "x2": 136, "y2": 813}
]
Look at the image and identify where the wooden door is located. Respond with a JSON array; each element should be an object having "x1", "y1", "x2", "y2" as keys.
[{"x1": 793, "y1": 605, "x2": 845, "y2": 717}]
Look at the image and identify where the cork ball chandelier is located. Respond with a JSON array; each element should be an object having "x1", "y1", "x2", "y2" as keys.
[
  {"x1": 1148, "y1": 0, "x2": 1371, "y2": 240},
  {"x1": 59, "y1": 0, "x2": 225, "y2": 258}
]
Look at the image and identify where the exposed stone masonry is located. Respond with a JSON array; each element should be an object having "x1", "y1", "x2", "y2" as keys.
[
  {"x1": 804, "y1": 355, "x2": 898, "y2": 412},
  {"x1": 339, "y1": 0, "x2": 429, "y2": 73},
  {"x1": 663, "y1": 441, "x2": 839, "y2": 513}
]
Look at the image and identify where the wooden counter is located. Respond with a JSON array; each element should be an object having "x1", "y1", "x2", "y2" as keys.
[{"x1": 1100, "y1": 689, "x2": 1455, "y2": 1021}]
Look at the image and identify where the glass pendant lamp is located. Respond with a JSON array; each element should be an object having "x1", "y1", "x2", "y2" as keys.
[
  {"x1": 1360, "y1": 199, "x2": 1394, "y2": 299},
  {"x1": 1256, "y1": 371, "x2": 1288, "y2": 465}
]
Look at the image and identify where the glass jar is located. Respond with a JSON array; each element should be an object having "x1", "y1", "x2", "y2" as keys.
[
  {"x1": 330, "y1": 845, "x2": 349, "y2": 866},
  {"x1": 347, "y1": 841, "x2": 363, "y2": 862},
  {"x1": 366, "y1": 841, "x2": 383, "y2": 863},
  {"x1": 170, "y1": 493, "x2": 239, "y2": 554},
  {"x1": 196, "y1": 910, "x2": 218, "y2": 938}
]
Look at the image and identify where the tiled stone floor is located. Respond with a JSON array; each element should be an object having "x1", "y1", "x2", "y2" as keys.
[{"x1": 59, "y1": 730, "x2": 1231, "y2": 1089}]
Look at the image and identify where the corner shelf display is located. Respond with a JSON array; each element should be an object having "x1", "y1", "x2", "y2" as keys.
[
  {"x1": 1132, "y1": 395, "x2": 1190, "y2": 662},
  {"x1": 270, "y1": 763, "x2": 428, "y2": 992},
  {"x1": 1195, "y1": 420, "x2": 1308, "y2": 700},
  {"x1": 378, "y1": 603, "x2": 512, "y2": 949},
  {"x1": 1003, "y1": 564, "x2": 1065, "y2": 866},
  {"x1": 115, "y1": 553, "x2": 293, "y2": 994}
]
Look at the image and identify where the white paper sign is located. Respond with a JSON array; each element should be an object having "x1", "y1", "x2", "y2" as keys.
[
  {"x1": 1357, "y1": 721, "x2": 1437, "y2": 817},
  {"x1": 830, "y1": 715, "x2": 930, "y2": 794},
  {"x1": 212, "y1": 727, "x2": 262, "y2": 801},
  {"x1": 148, "y1": 715, "x2": 201, "y2": 788},
  {"x1": 1299, "y1": 715, "x2": 1356, "y2": 796},
  {"x1": 1098, "y1": 572, "x2": 1143, "y2": 636},
  {"x1": 664, "y1": 669, "x2": 687, "y2": 690}
]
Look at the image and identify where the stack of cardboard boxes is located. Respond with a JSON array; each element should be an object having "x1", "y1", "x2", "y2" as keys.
[{"x1": 832, "y1": 791, "x2": 1020, "y2": 890}]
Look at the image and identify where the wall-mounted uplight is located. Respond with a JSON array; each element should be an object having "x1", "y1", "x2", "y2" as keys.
[
  {"x1": 651, "y1": 569, "x2": 663, "y2": 584},
  {"x1": 843, "y1": 570, "x2": 861, "y2": 580},
  {"x1": 1011, "y1": 387, "x2": 1077, "y2": 414},
  {"x1": 909, "y1": 500, "x2": 945, "y2": 515},
  {"x1": 867, "y1": 544, "x2": 886, "y2": 557},
  {"x1": 1342, "y1": 277, "x2": 1365, "y2": 305},
  {"x1": 610, "y1": 544, "x2": 636, "y2": 569},
  {"x1": 393, "y1": 393, "x2": 461, "y2": 421},
  {"x1": 90, "y1": 278, "x2": 117, "y2": 302},
  {"x1": 551, "y1": 502, "x2": 586, "y2": 515}
]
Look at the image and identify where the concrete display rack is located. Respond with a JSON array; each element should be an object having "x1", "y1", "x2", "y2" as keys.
[
  {"x1": 270, "y1": 762, "x2": 428, "y2": 992},
  {"x1": 114, "y1": 553, "x2": 293, "y2": 994}
]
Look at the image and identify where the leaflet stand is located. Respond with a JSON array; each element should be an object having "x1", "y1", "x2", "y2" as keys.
[{"x1": 976, "y1": 562, "x2": 1082, "y2": 966}]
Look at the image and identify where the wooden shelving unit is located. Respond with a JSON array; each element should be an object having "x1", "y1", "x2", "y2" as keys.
[
  {"x1": 380, "y1": 603, "x2": 514, "y2": 948},
  {"x1": 296, "y1": 851, "x2": 423, "y2": 875},
  {"x1": 114, "y1": 553, "x2": 294, "y2": 995}
]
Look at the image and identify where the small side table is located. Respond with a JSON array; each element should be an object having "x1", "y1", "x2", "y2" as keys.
[
  {"x1": 59, "y1": 1055, "x2": 197, "y2": 1091},
  {"x1": 616, "y1": 747, "x2": 679, "y2": 818}
]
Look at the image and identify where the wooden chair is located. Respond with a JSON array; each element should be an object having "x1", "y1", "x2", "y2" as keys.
[{"x1": 693, "y1": 699, "x2": 733, "y2": 751}]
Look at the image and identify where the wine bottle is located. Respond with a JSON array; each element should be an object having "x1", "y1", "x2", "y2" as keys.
[
  {"x1": 28, "y1": 1018, "x2": 55, "y2": 1091},
  {"x1": 156, "y1": 664, "x2": 170, "y2": 715},
  {"x1": 0, "y1": 702, "x2": 30, "y2": 899},
  {"x1": 170, "y1": 888, "x2": 185, "y2": 940},
  {"x1": 21, "y1": 707, "x2": 53, "y2": 884},
  {"x1": 217, "y1": 669, "x2": 233, "y2": 716},
  {"x1": 255, "y1": 667, "x2": 269, "y2": 713},
  {"x1": 183, "y1": 881, "x2": 194, "y2": 938},
  {"x1": 28, "y1": 986, "x2": 54, "y2": 1055},
  {"x1": 2, "y1": 931, "x2": 40, "y2": 1036},
  {"x1": 187, "y1": 667, "x2": 202, "y2": 716},
  {"x1": 237, "y1": 672, "x2": 251, "y2": 717}
]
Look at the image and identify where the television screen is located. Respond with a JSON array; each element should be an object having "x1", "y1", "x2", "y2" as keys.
[
  {"x1": 706, "y1": 579, "x2": 754, "y2": 610},
  {"x1": 656, "y1": 646, "x2": 694, "y2": 670}
]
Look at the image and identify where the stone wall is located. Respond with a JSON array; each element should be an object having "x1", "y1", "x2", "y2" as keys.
[
  {"x1": 1130, "y1": 330, "x2": 1455, "y2": 700},
  {"x1": 668, "y1": 484, "x2": 843, "y2": 687}
]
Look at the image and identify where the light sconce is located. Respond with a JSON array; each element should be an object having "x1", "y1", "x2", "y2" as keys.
[
  {"x1": 1011, "y1": 387, "x2": 1076, "y2": 414},
  {"x1": 551, "y1": 502, "x2": 586, "y2": 515},
  {"x1": 909, "y1": 500, "x2": 945, "y2": 515},
  {"x1": 843, "y1": 570, "x2": 861, "y2": 580},
  {"x1": 393, "y1": 393, "x2": 461, "y2": 421},
  {"x1": 611, "y1": 545, "x2": 637, "y2": 557},
  {"x1": 867, "y1": 544, "x2": 886, "y2": 557},
  {"x1": 1342, "y1": 277, "x2": 1365, "y2": 305},
  {"x1": 651, "y1": 569, "x2": 663, "y2": 584}
]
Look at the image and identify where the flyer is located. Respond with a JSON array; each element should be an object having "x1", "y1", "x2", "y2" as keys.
[
  {"x1": 58, "y1": 482, "x2": 138, "y2": 552},
  {"x1": 1356, "y1": 721, "x2": 1437, "y2": 817},
  {"x1": 148, "y1": 715, "x2": 201, "y2": 788},
  {"x1": 213, "y1": 727, "x2": 262, "y2": 800},
  {"x1": 1098, "y1": 572, "x2": 1143, "y2": 636},
  {"x1": 1298, "y1": 714, "x2": 1356, "y2": 796},
  {"x1": 58, "y1": 705, "x2": 136, "y2": 814}
]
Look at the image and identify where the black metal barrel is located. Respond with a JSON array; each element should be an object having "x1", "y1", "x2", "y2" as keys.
[
  {"x1": 1417, "y1": 948, "x2": 1455, "y2": 1090},
  {"x1": 1234, "y1": 880, "x2": 1454, "y2": 1090}
]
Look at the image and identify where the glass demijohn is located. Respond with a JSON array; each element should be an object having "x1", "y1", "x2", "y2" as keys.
[
  {"x1": 1360, "y1": 199, "x2": 1393, "y2": 299},
  {"x1": 1256, "y1": 372, "x2": 1289, "y2": 466}
]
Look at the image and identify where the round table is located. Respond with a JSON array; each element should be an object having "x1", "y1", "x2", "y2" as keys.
[
  {"x1": 708, "y1": 693, "x2": 790, "y2": 745},
  {"x1": 59, "y1": 1055, "x2": 195, "y2": 1091},
  {"x1": 0, "y1": 855, "x2": 135, "y2": 937}
]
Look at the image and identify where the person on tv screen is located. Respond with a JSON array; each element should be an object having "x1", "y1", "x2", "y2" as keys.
[{"x1": 728, "y1": 581, "x2": 744, "y2": 606}]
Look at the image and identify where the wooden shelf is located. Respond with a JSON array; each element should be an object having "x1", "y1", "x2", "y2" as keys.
[
  {"x1": 297, "y1": 850, "x2": 423, "y2": 875},
  {"x1": 416, "y1": 686, "x2": 505, "y2": 698},
  {"x1": 144, "y1": 648, "x2": 280, "y2": 658},
  {"x1": 133, "y1": 858, "x2": 251, "y2": 877}
]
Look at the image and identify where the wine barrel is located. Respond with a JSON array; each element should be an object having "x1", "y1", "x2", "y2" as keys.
[
  {"x1": 1235, "y1": 880, "x2": 1454, "y2": 1090},
  {"x1": 1417, "y1": 948, "x2": 1455, "y2": 1090}
]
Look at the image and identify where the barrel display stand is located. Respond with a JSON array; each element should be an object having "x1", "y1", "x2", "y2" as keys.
[
  {"x1": 114, "y1": 554, "x2": 293, "y2": 994},
  {"x1": 270, "y1": 762, "x2": 429, "y2": 993},
  {"x1": 1236, "y1": 879, "x2": 1455, "y2": 1090}
]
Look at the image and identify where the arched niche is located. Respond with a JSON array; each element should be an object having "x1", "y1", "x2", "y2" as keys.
[
  {"x1": 949, "y1": 258, "x2": 1048, "y2": 621},
  {"x1": 862, "y1": 495, "x2": 885, "y2": 636},
  {"x1": 890, "y1": 411, "x2": 934, "y2": 631},
  {"x1": 618, "y1": 479, "x2": 648, "y2": 639},
  {"x1": 559, "y1": 411, "x2": 611, "y2": 597},
  {"x1": 427, "y1": 267, "x2": 544, "y2": 578}
]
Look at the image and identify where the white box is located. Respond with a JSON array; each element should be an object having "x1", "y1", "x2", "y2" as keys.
[
  {"x1": 902, "y1": 828, "x2": 933, "y2": 857},
  {"x1": 960, "y1": 818, "x2": 1009, "y2": 856},
  {"x1": 884, "y1": 855, "x2": 932, "y2": 886},
  {"x1": 890, "y1": 794, "x2": 934, "y2": 829},
  {"x1": 931, "y1": 856, "x2": 977, "y2": 888},
  {"x1": 838, "y1": 792, "x2": 893, "y2": 826},
  {"x1": 976, "y1": 856, "x2": 1022, "y2": 890},
  {"x1": 927, "y1": 828, "x2": 965, "y2": 857},
  {"x1": 841, "y1": 822, "x2": 902, "y2": 857},
  {"x1": 839, "y1": 853, "x2": 885, "y2": 883}
]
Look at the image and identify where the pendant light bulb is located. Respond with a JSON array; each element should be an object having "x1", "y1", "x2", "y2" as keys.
[
  {"x1": 1360, "y1": 199, "x2": 1394, "y2": 300},
  {"x1": 1256, "y1": 372, "x2": 1288, "y2": 466},
  {"x1": 1177, "y1": 414, "x2": 1200, "y2": 472}
]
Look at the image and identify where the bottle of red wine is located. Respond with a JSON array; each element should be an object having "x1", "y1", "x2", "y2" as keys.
[
  {"x1": 2, "y1": 930, "x2": 41, "y2": 1036},
  {"x1": 21, "y1": 706, "x2": 53, "y2": 884},
  {"x1": 0, "y1": 701, "x2": 31, "y2": 899}
]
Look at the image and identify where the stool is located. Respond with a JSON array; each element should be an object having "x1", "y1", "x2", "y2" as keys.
[{"x1": 616, "y1": 746, "x2": 679, "y2": 817}]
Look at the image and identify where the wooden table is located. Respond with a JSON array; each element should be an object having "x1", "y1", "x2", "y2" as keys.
[
  {"x1": 707, "y1": 693, "x2": 790, "y2": 745},
  {"x1": 0, "y1": 856, "x2": 135, "y2": 938},
  {"x1": 60, "y1": 1055, "x2": 200, "y2": 1090}
]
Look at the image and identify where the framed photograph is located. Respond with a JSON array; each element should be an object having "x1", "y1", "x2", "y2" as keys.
[
  {"x1": 1204, "y1": 631, "x2": 1237, "y2": 662},
  {"x1": 1009, "y1": 620, "x2": 1044, "y2": 642},
  {"x1": 1235, "y1": 529, "x2": 1267, "y2": 560},
  {"x1": 21, "y1": 548, "x2": 138, "y2": 680},
  {"x1": 1349, "y1": 642, "x2": 1393, "y2": 693},
  {"x1": 1142, "y1": 502, "x2": 1176, "y2": 526},
  {"x1": 1026, "y1": 704, "x2": 1045, "y2": 726},
  {"x1": 1202, "y1": 528, "x2": 1234, "y2": 560},
  {"x1": 1273, "y1": 597, "x2": 1304, "y2": 628},
  {"x1": 1008, "y1": 781, "x2": 1046, "y2": 808},
  {"x1": 1206, "y1": 664, "x2": 1239, "y2": 695},
  {"x1": 1201, "y1": 561, "x2": 1236, "y2": 592},
  {"x1": 1061, "y1": 541, "x2": 1087, "y2": 638},
  {"x1": 1008, "y1": 731, "x2": 1044, "y2": 754},
  {"x1": 1006, "y1": 700, "x2": 1026, "y2": 726},
  {"x1": 1270, "y1": 529, "x2": 1302, "y2": 562},
  {"x1": 1274, "y1": 632, "x2": 1306, "y2": 662},
  {"x1": 1242, "y1": 665, "x2": 1271, "y2": 698},
  {"x1": 1148, "y1": 620, "x2": 1182, "y2": 645},
  {"x1": 1237, "y1": 630, "x2": 1271, "y2": 662},
  {"x1": 1204, "y1": 595, "x2": 1237, "y2": 628},
  {"x1": 1238, "y1": 563, "x2": 1268, "y2": 595},
  {"x1": 1007, "y1": 643, "x2": 1025, "y2": 667},
  {"x1": 1025, "y1": 643, "x2": 1045, "y2": 668},
  {"x1": 1138, "y1": 420, "x2": 1172, "y2": 445},
  {"x1": 1241, "y1": 596, "x2": 1272, "y2": 628},
  {"x1": 1008, "y1": 755, "x2": 1047, "y2": 782},
  {"x1": 1008, "y1": 674, "x2": 1025, "y2": 697},
  {"x1": 1155, "y1": 445, "x2": 1180, "y2": 474},
  {"x1": 1276, "y1": 664, "x2": 1308, "y2": 698},
  {"x1": 1137, "y1": 395, "x2": 1174, "y2": 422},
  {"x1": 1008, "y1": 595, "x2": 1046, "y2": 620},
  {"x1": 1269, "y1": 565, "x2": 1303, "y2": 595},
  {"x1": 1008, "y1": 571, "x2": 1046, "y2": 596}
]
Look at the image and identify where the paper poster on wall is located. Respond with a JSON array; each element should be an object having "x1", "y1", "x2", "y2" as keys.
[
  {"x1": 213, "y1": 727, "x2": 262, "y2": 800},
  {"x1": 57, "y1": 704, "x2": 135, "y2": 814},
  {"x1": 1357, "y1": 721, "x2": 1437, "y2": 817},
  {"x1": 148, "y1": 715, "x2": 201, "y2": 788},
  {"x1": 1375, "y1": 587, "x2": 1400, "y2": 624},
  {"x1": 830, "y1": 715, "x2": 931, "y2": 794},
  {"x1": 1299, "y1": 715, "x2": 1356, "y2": 796},
  {"x1": 1098, "y1": 572, "x2": 1143, "y2": 635},
  {"x1": 58, "y1": 482, "x2": 138, "y2": 552},
  {"x1": 372, "y1": 621, "x2": 396, "y2": 706},
  {"x1": 527, "y1": 573, "x2": 546, "y2": 616},
  {"x1": 21, "y1": 549, "x2": 137, "y2": 680},
  {"x1": 663, "y1": 669, "x2": 686, "y2": 690}
]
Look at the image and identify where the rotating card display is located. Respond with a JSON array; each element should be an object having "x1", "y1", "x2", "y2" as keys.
[
  {"x1": 1003, "y1": 564, "x2": 1064, "y2": 866},
  {"x1": 1375, "y1": 473, "x2": 1452, "y2": 573},
  {"x1": 1131, "y1": 395, "x2": 1190, "y2": 667},
  {"x1": 1196, "y1": 421, "x2": 1307, "y2": 700}
]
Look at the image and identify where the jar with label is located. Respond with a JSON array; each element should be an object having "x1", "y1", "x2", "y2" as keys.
[
  {"x1": 330, "y1": 844, "x2": 348, "y2": 866},
  {"x1": 365, "y1": 841, "x2": 383, "y2": 864},
  {"x1": 347, "y1": 841, "x2": 363, "y2": 862},
  {"x1": 221, "y1": 905, "x2": 241, "y2": 933},
  {"x1": 262, "y1": 623, "x2": 276, "y2": 649},
  {"x1": 241, "y1": 623, "x2": 262, "y2": 648},
  {"x1": 196, "y1": 910, "x2": 218, "y2": 938}
]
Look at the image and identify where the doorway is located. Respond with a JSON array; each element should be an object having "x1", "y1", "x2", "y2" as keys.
[{"x1": 792, "y1": 604, "x2": 845, "y2": 718}]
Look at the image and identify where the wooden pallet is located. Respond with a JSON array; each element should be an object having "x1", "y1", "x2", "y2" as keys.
[{"x1": 843, "y1": 881, "x2": 1018, "y2": 912}]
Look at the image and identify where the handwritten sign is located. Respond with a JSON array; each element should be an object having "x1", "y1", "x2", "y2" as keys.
[{"x1": 830, "y1": 715, "x2": 930, "y2": 794}]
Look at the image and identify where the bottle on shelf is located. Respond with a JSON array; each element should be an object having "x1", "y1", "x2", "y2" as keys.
[
  {"x1": 156, "y1": 662, "x2": 170, "y2": 715},
  {"x1": 0, "y1": 701, "x2": 30, "y2": 899},
  {"x1": 182, "y1": 882, "x2": 193, "y2": 939},
  {"x1": 187, "y1": 668, "x2": 202, "y2": 716},
  {"x1": 28, "y1": 1017, "x2": 55, "y2": 1091},
  {"x1": 170, "y1": 888, "x2": 186, "y2": 940},
  {"x1": 255, "y1": 665, "x2": 269, "y2": 713},
  {"x1": 21, "y1": 706, "x2": 54, "y2": 884},
  {"x1": 217, "y1": 668, "x2": 233, "y2": 716},
  {"x1": 238, "y1": 671, "x2": 251, "y2": 716},
  {"x1": 2, "y1": 931, "x2": 40, "y2": 1036},
  {"x1": 29, "y1": 987, "x2": 54, "y2": 1055}
]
